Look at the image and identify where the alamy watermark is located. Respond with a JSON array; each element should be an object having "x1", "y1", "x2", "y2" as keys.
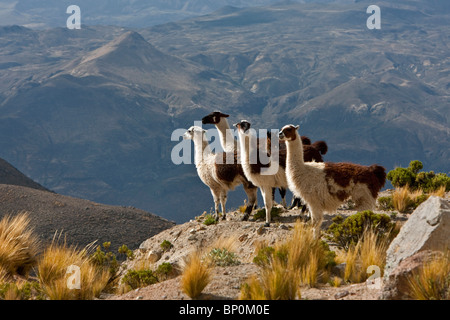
[
  {"x1": 66, "y1": 5, "x2": 81, "y2": 29},
  {"x1": 171, "y1": 121, "x2": 280, "y2": 175},
  {"x1": 367, "y1": 5, "x2": 381, "y2": 30},
  {"x1": 66, "y1": 264, "x2": 81, "y2": 290}
]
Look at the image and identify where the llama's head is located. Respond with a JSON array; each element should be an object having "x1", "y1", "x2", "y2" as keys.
[
  {"x1": 279, "y1": 125, "x2": 300, "y2": 141},
  {"x1": 202, "y1": 111, "x2": 230, "y2": 125},
  {"x1": 183, "y1": 126, "x2": 207, "y2": 141},
  {"x1": 233, "y1": 120, "x2": 251, "y2": 135}
]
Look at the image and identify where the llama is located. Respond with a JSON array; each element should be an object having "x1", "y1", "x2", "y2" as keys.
[
  {"x1": 278, "y1": 124, "x2": 386, "y2": 236},
  {"x1": 183, "y1": 126, "x2": 258, "y2": 221},
  {"x1": 234, "y1": 120, "x2": 289, "y2": 227},
  {"x1": 202, "y1": 111, "x2": 288, "y2": 207},
  {"x1": 267, "y1": 130, "x2": 329, "y2": 210},
  {"x1": 201, "y1": 111, "x2": 238, "y2": 153}
]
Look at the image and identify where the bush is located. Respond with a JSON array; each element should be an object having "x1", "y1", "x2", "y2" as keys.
[
  {"x1": 207, "y1": 248, "x2": 240, "y2": 267},
  {"x1": 160, "y1": 240, "x2": 173, "y2": 252},
  {"x1": 121, "y1": 270, "x2": 158, "y2": 290},
  {"x1": 387, "y1": 160, "x2": 450, "y2": 192},
  {"x1": 377, "y1": 196, "x2": 394, "y2": 210},
  {"x1": 155, "y1": 262, "x2": 173, "y2": 280},
  {"x1": 326, "y1": 211, "x2": 396, "y2": 250},
  {"x1": 203, "y1": 214, "x2": 217, "y2": 226}
]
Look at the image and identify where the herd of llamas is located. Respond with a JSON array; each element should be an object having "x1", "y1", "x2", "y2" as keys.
[{"x1": 183, "y1": 111, "x2": 386, "y2": 236}]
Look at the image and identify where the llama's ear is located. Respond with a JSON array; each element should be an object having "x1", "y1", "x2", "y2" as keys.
[{"x1": 294, "y1": 125, "x2": 299, "y2": 130}]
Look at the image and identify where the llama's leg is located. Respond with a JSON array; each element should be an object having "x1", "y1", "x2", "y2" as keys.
[
  {"x1": 261, "y1": 186, "x2": 273, "y2": 227},
  {"x1": 220, "y1": 191, "x2": 228, "y2": 220},
  {"x1": 289, "y1": 196, "x2": 301, "y2": 209},
  {"x1": 279, "y1": 188, "x2": 287, "y2": 208},
  {"x1": 309, "y1": 206, "x2": 323, "y2": 238},
  {"x1": 242, "y1": 183, "x2": 258, "y2": 221},
  {"x1": 210, "y1": 189, "x2": 221, "y2": 221}
]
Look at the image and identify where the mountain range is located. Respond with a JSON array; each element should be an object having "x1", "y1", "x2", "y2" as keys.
[{"x1": 0, "y1": 0, "x2": 448, "y2": 223}]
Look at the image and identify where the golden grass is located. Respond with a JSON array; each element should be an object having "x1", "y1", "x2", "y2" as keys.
[
  {"x1": 336, "y1": 227, "x2": 390, "y2": 283},
  {"x1": 392, "y1": 186, "x2": 414, "y2": 212},
  {"x1": 240, "y1": 221, "x2": 331, "y2": 300},
  {"x1": 429, "y1": 185, "x2": 446, "y2": 198},
  {"x1": 408, "y1": 251, "x2": 450, "y2": 300},
  {"x1": 0, "y1": 212, "x2": 39, "y2": 278},
  {"x1": 180, "y1": 250, "x2": 212, "y2": 299},
  {"x1": 240, "y1": 257, "x2": 300, "y2": 300},
  {"x1": 37, "y1": 238, "x2": 109, "y2": 300}
]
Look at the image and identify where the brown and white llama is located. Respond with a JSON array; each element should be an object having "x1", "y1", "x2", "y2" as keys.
[
  {"x1": 278, "y1": 124, "x2": 386, "y2": 236},
  {"x1": 267, "y1": 130, "x2": 329, "y2": 210},
  {"x1": 234, "y1": 120, "x2": 288, "y2": 227},
  {"x1": 183, "y1": 126, "x2": 258, "y2": 221}
]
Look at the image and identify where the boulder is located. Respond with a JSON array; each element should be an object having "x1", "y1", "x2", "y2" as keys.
[
  {"x1": 381, "y1": 250, "x2": 437, "y2": 300},
  {"x1": 381, "y1": 196, "x2": 450, "y2": 299},
  {"x1": 384, "y1": 196, "x2": 450, "y2": 279}
]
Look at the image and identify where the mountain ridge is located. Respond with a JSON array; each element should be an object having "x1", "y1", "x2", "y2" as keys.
[{"x1": 0, "y1": 1, "x2": 448, "y2": 223}]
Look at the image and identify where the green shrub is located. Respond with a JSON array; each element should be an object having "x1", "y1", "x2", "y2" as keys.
[
  {"x1": 121, "y1": 269, "x2": 158, "y2": 289},
  {"x1": 0, "y1": 281, "x2": 45, "y2": 300},
  {"x1": 203, "y1": 214, "x2": 218, "y2": 226},
  {"x1": 326, "y1": 211, "x2": 396, "y2": 250},
  {"x1": 387, "y1": 160, "x2": 450, "y2": 192},
  {"x1": 253, "y1": 246, "x2": 275, "y2": 267},
  {"x1": 160, "y1": 240, "x2": 173, "y2": 252},
  {"x1": 377, "y1": 196, "x2": 394, "y2": 210},
  {"x1": 155, "y1": 262, "x2": 174, "y2": 280},
  {"x1": 387, "y1": 167, "x2": 416, "y2": 189},
  {"x1": 90, "y1": 242, "x2": 120, "y2": 282},
  {"x1": 118, "y1": 244, "x2": 134, "y2": 260},
  {"x1": 208, "y1": 248, "x2": 240, "y2": 267}
]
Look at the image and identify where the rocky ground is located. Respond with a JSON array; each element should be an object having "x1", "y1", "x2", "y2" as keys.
[{"x1": 106, "y1": 190, "x2": 423, "y2": 301}]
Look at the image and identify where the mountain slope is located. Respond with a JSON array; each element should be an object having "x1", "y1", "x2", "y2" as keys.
[
  {"x1": 0, "y1": 157, "x2": 49, "y2": 192},
  {"x1": 0, "y1": 1, "x2": 448, "y2": 224},
  {"x1": 0, "y1": 184, "x2": 174, "y2": 251}
]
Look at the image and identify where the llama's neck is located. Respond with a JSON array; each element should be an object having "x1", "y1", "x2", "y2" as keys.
[
  {"x1": 193, "y1": 136, "x2": 212, "y2": 166},
  {"x1": 216, "y1": 119, "x2": 238, "y2": 152},
  {"x1": 237, "y1": 132, "x2": 251, "y2": 165},
  {"x1": 285, "y1": 133, "x2": 305, "y2": 167}
]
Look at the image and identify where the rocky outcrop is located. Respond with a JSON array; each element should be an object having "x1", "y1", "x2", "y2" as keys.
[{"x1": 381, "y1": 196, "x2": 450, "y2": 299}]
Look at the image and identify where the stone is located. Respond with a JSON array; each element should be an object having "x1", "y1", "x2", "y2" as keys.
[
  {"x1": 334, "y1": 290, "x2": 349, "y2": 299},
  {"x1": 146, "y1": 249, "x2": 162, "y2": 263},
  {"x1": 384, "y1": 196, "x2": 450, "y2": 279},
  {"x1": 381, "y1": 250, "x2": 438, "y2": 300}
]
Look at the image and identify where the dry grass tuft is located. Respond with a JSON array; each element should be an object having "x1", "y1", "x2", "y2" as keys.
[
  {"x1": 37, "y1": 237, "x2": 109, "y2": 300},
  {"x1": 336, "y1": 228, "x2": 390, "y2": 283},
  {"x1": 180, "y1": 250, "x2": 212, "y2": 299},
  {"x1": 408, "y1": 251, "x2": 450, "y2": 300},
  {"x1": 0, "y1": 212, "x2": 39, "y2": 278},
  {"x1": 241, "y1": 221, "x2": 333, "y2": 300},
  {"x1": 429, "y1": 185, "x2": 446, "y2": 198}
]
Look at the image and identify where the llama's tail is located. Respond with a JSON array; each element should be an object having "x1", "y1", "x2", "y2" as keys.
[
  {"x1": 370, "y1": 164, "x2": 387, "y2": 188},
  {"x1": 312, "y1": 141, "x2": 328, "y2": 155},
  {"x1": 301, "y1": 136, "x2": 311, "y2": 145}
]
